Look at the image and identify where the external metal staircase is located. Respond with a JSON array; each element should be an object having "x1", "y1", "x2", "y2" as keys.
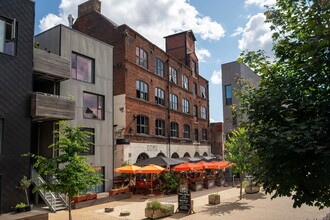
[{"x1": 31, "y1": 168, "x2": 68, "y2": 212}]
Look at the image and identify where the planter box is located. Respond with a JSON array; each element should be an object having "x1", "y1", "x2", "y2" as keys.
[
  {"x1": 86, "y1": 193, "x2": 97, "y2": 200},
  {"x1": 208, "y1": 194, "x2": 220, "y2": 205},
  {"x1": 109, "y1": 187, "x2": 129, "y2": 196},
  {"x1": 245, "y1": 186, "x2": 260, "y2": 194},
  {"x1": 145, "y1": 204, "x2": 174, "y2": 219},
  {"x1": 73, "y1": 195, "x2": 87, "y2": 203}
]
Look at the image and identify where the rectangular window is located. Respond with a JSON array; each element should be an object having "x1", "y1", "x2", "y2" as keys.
[
  {"x1": 193, "y1": 105, "x2": 198, "y2": 117},
  {"x1": 0, "y1": 118, "x2": 3, "y2": 155},
  {"x1": 225, "y1": 85, "x2": 232, "y2": 105},
  {"x1": 200, "y1": 85, "x2": 206, "y2": 99},
  {"x1": 182, "y1": 98, "x2": 190, "y2": 114},
  {"x1": 170, "y1": 122, "x2": 179, "y2": 138},
  {"x1": 201, "y1": 106, "x2": 207, "y2": 119},
  {"x1": 0, "y1": 17, "x2": 17, "y2": 55},
  {"x1": 182, "y1": 75, "x2": 189, "y2": 89},
  {"x1": 155, "y1": 88, "x2": 165, "y2": 106},
  {"x1": 71, "y1": 52, "x2": 94, "y2": 83},
  {"x1": 81, "y1": 128, "x2": 95, "y2": 155},
  {"x1": 194, "y1": 128, "x2": 198, "y2": 141},
  {"x1": 155, "y1": 119, "x2": 165, "y2": 136},
  {"x1": 136, "y1": 47, "x2": 148, "y2": 68},
  {"x1": 170, "y1": 94, "x2": 178, "y2": 110},
  {"x1": 154, "y1": 58, "x2": 164, "y2": 77},
  {"x1": 85, "y1": 167, "x2": 105, "y2": 193},
  {"x1": 183, "y1": 124, "x2": 190, "y2": 139},
  {"x1": 83, "y1": 92, "x2": 105, "y2": 120},
  {"x1": 169, "y1": 67, "x2": 177, "y2": 84},
  {"x1": 202, "y1": 128, "x2": 207, "y2": 141},
  {"x1": 137, "y1": 115, "x2": 149, "y2": 134},
  {"x1": 193, "y1": 83, "x2": 197, "y2": 95},
  {"x1": 191, "y1": 61, "x2": 196, "y2": 75}
]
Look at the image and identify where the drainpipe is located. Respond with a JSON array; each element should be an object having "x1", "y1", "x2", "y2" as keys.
[{"x1": 166, "y1": 58, "x2": 171, "y2": 157}]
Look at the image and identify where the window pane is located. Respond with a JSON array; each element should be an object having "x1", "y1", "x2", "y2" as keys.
[
  {"x1": 81, "y1": 128, "x2": 95, "y2": 155},
  {"x1": 83, "y1": 92, "x2": 104, "y2": 120},
  {"x1": 225, "y1": 85, "x2": 232, "y2": 105},
  {"x1": 71, "y1": 53, "x2": 94, "y2": 83},
  {"x1": 0, "y1": 20, "x2": 5, "y2": 53}
]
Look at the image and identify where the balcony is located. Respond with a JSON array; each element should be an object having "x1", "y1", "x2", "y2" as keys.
[
  {"x1": 33, "y1": 48, "x2": 70, "y2": 81},
  {"x1": 31, "y1": 92, "x2": 75, "y2": 121}
]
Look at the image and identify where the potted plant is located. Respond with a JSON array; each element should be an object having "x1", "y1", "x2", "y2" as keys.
[
  {"x1": 208, "y1": 192, "x2": 220, "y2": 205},
  {"x1": 18, "y1": 176, "x2": 32, "y2": 211},
  {"x1": 145, "y1": 200, "x2": 174, "y2": 219},
  {"x1": 73, "y1": 194, "x2": 88, "y2": 203},
  {"x1": 15, "y1": 202, "x2": 27, "y2": 213},
  {"x1": 109, "y1": 185, "x2": 129, "y2": 196}
]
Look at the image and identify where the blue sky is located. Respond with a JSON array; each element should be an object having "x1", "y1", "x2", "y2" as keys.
[{"x1": 34, "y1": 0, "x2": 275, "y2": 122}]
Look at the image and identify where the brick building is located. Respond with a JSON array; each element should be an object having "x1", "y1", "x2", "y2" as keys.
[
  {"x1": 210, "y1": 122, "x2": 224, "y2": 159},
  {"x1": 73, "y1": 0, "x2": 211, "y2": 166}
]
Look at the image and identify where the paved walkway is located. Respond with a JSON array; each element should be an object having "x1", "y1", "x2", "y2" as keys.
[
  {"x1": 2, "y1": 186, "x2": 329, "y2": 219},
  {"x1": 47, "y1": 186, "x2": 329, "y2": 220}
]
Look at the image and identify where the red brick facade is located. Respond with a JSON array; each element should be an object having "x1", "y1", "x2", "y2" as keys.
[
  {"x1": 210, "y1": 122, "x2": 224, "y2": 158},
  {"x1": 74, "y1": 0, "x2": 210, "y2": 160}
]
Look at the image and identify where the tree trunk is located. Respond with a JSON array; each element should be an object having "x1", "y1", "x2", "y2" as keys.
[
  {"x1": 68, "y1": 197, "x2": 72, "y2": 220},
  {"x1": 239, "y1": 173, "x2": 243, "y2": 200},
  {"x1": 24, "y1": 189, "x2": 30, "y2": 205}
]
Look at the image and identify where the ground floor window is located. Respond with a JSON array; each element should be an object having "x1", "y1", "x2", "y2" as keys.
[{"x1": 86, "y1": 166, "x2": 104, "y2": 193}]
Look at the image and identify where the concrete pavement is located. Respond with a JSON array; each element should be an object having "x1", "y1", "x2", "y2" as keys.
[{"x1": 46, "y1": 186, "x2": 329, "y2": 220}]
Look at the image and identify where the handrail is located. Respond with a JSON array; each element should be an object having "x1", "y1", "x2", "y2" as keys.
[{"x1": 31, "y1": 168, "x2": 67, "y2": 212}]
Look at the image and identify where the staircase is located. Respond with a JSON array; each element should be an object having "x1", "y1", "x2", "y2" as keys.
[{"x1": 31, "y1": 168, "x2": 68, "y2": 212}]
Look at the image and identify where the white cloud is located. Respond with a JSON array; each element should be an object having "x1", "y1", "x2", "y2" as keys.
[
  {"x1": 238, "y1": 13, "x2": 274, "y2": 59},
  {"x1": 196, "y1": 48, "x2": 211, "y2": 62},
  {"x1": 244, "y1": 0, "x2": 276, "y2": 7},
  {"x1": 38, "y1": 0, "x2": 225, "y2": 49},
  {"x1": 231, "y1": 26, "x2": 243, "y2": 37},
  {"x1": 39, "y1": 14, "x2": 63, "y2": 31},
  {"x1": 210, "y1": 68, "x2": 222, "y2": 85},
  {"x1": 209, "y1": 118, "x2": 217, "y2": 123}
]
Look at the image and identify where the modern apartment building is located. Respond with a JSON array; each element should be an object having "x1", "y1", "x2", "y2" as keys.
[
  {"x1": 73, "y1": 0, "x2": 211, "y2": 166},
  {"x1": 210, "y1": 122, "x2": 224, "y2": 159},
  {"x1": 0, "y1": 0, "x2": 34, "y2": 213},
  {"x1": 34, "y1": 24, "x2": 114, "y2": 192},
  {"x1": 222, "y1": 61, "x2": 259, "y2": 139}
]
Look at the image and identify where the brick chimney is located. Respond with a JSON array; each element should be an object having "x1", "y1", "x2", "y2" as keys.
[{"x1": 78, "y1": 0, "x2": 101, "y2": 18}]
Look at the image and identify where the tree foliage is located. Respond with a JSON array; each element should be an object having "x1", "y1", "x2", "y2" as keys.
[
  {"x1": 225, "y1": 127, "x2": 253, "y2": 199},
  {"x1": 238, "y1": 0, "x2": 330, "y2": 208},
  {"x1": 29, "y1": 121, "x2": 102, "y2": 220}
]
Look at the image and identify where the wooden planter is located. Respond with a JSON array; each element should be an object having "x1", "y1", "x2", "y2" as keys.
[
  {"x1": 109, "y1": 187, "x2": 129, "y2": 196},
  {"x1": 86, "y1": 193, "x2": 97, "y2": 200},
  {"x1": 145, "y1": 204, "x2": 174, "y2": 219},
  {"x1": 208, "y1": 194, "x2": 220, "y2": 205},
  {"x1": 73, "y1": 195, "x2": 87, "y2": 203}
]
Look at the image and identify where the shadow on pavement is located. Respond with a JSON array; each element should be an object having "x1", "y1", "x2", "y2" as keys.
[
  {"x1": 197, "y1": 201, "x2": 253, "y2": 216},
  {"x1": 242, "y1": 192, "x2": 267, "y2": 201}
]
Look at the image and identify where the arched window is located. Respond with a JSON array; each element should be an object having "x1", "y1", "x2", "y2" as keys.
[
  {"x1": 136, "y1": 80, "x2": 149, "y2": 101},
  {"x1": 184, "y1": 152, "x2": 190, "y2": 157},
  {"x1": 137, "y1": 115, "x2": 149, "y2": 134},
  {"x1": 154, "y1": 58, "x2": 164, "y2": 77},
  {"x1": 203, "y1": 152, "x2": 208, "y2": 156},
  {"x1": 157, "y1": 152, "x2": 166, "y2": 157},
  {"x1": 155, "y1": 88, "x2": 165, "y2": 106},
  {"x1": 136, "y1": 152, "x2": 149, "y2": 163},
  {"x1": 194, "y1": 152, "x2": 200, "y2": 157},
  {"x1": 171, "y1": 152, "x2": 179, "y2": 158}
]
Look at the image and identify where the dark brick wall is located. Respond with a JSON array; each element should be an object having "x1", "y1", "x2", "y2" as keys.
[
  {"x1": 210, "y1": 122, "x2": 224, "y2": 156},
  {"x1": 0, "y1": 0, "x2": 34, "y2": 213}
]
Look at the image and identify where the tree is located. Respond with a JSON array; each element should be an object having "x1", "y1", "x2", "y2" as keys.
[
  {"x1": 238, "y1": 0, "x2": 330, "y2": 208},
  {"x1": 225, "y1": 127, "x2": 253, "y2": 200},
  {"x1": 29, "y1": 121, "x2": 102, "y2": 220},
  {"x1": 18, "y1": 176, "x2": 32, "y2": 205}
]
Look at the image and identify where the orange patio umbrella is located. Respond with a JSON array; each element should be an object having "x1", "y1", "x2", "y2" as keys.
[
  {"x1": 209, "y1": 160, "x2": 236, "y2": 169},
  {"x1": 114, "y1": 164, "x2": 142, "y2": 173},
  {"x1": 137, "y1": 164, "x2": 166, "y2": 194},
  {"x1": 196, "y1": 161, "x2": 219, "y2": 169},
  {"x1": 171, "y1": 162, "x2": 204, "y2": 172}
]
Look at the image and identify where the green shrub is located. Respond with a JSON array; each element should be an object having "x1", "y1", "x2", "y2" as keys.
[{"x1": 15, "y1": 202, "x2": 27, "y2": 209}]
